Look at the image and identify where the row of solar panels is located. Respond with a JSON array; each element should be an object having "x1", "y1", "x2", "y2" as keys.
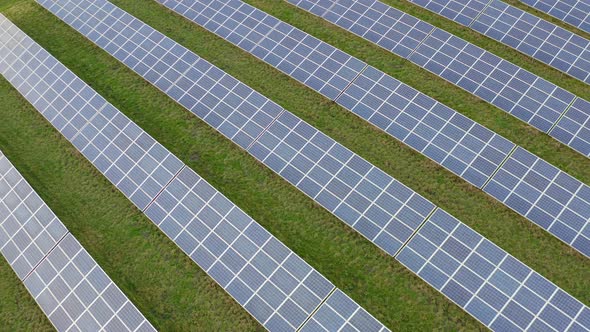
[
  {"x1": 0, "y1": 150, "x2": 156, "y2": 331},
  {"x1": 410, "y1": 0, "x2": 590, "y2": 85},
  {"x1": 24, "y1": 0, "x2": 590, "y2": 331},
  {"x1": 155, "y1": 0, "x2": 590, "y2": 258},
  {"x1": 287, "y1": 0, "x2": 590, "y2": 159},
  {"x1": 520, "y1": 0, "x2": 590, "y2": 34},
  {"x1": 0, "y1": 14, "x2": 388, "y2": 332}
]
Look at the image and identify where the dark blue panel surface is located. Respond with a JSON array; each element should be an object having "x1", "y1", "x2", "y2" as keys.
[
  {"x1": 484, "y1": 147, "x2": 590, "y2": 256},
  {"x1": 159, "y1": 0, "x2": 366, "y2": 100},
  {"x1": 10, "y1": 6, "x2": 384, "y2": 331},
  {"x1": 248, "y1": 110, "x2": 436, "y2": 256},
  {"x1": 300, "y1": 289, "x2": 389, "y2": 332},
  {"x1": 338, "y1": 65, "x2": 515, "y2": 188},
  {"x1": 471, "y1": 0, "x2": 590, "y2": 84},
  {"x1": 397, "y1": 208, "x2": 589, "y2": 331},
  {"x1": 551, "y1": 98, "x2": 590, "y2": 157},
  {"x1": 520, "y1": 0, "x2": 590, "y2": 34}
]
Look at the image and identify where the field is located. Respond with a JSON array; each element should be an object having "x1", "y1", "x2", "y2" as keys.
[{"x1": 0, "y1": 0, "x2": 588, "y2": 330}]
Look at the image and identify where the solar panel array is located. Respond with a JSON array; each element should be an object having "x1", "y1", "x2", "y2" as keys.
[
  {"x1": 472, "y1": 0, "x2": 590, "y2": 83},
  {"x1": 0, "y1": 152, "x2": 68, "y2": 280},
  {"x1": 0, "y1": 13, "x2": 387, "y2": 332},
  {"x1": 286, "y1": 0, "x2": 590, "y2": 159},
  {"x1": 484, "y1": 147, "x2": 590, "y2": 256},
  {"x1": 520, "y1": 0, "x2": 590, "y2": 34},
  {"x1": 153, "y1": 0, "x2": 590, "y2": 257},
  {"x1": 0, "y1": 150, "x2": 155, "y2": 332},
  {"x1": 397, "y1": 209, "x2": 590, "y2": 332},
  {"x1": 411, "y1": 0, "x2": 590, "y2": 84},
  {"x1": 33, "y1": 0, "x2": 590, "y2": 330}
]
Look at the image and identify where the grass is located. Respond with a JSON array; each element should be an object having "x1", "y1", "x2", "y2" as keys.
[{"x1": 0, "y1": 0, "x2": 588, "y2": 330}]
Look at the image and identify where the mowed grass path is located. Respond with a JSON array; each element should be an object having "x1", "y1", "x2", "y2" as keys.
[{"x1": 0, "y1": 0, "x2": 588, "y2": 331}]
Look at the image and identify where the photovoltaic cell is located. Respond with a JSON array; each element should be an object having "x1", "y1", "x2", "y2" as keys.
[
  {"x1": 520, "y1": 0, "x2": 590, "y2": 34},
  {"x1": 0, "y1": 150, "x2": 155, "y2": 331},
  {"x1": 472, "y1": 0, "x2": 590, "y2": 84},
  {"x1": 397, "y1": 209, "x2": 590, "y2": 331},
  {"x1": 24, "y1": 234, "x2": 155, "y2": 332},
  {"x1": 408, "y1": 0, "x2": 492, "y2": 26},
  {"x1": 337, "y1": 66, "x2": 516, "y2": 188},
  {"x1": 0, "y1": 152, "x2": 68, "y2": 280},
  {"x1": 158, "y1": 0, "x2": 366, "y2": 100},
  {"x1": 550, "y1": 98, "x2": 590, "y2": 157},
  {"x1": 320, "y1": 0, "x2": 435, "y2": 58},
  {"x1": 483, "y1": 147, "x2": 590, "y2": 257},
  {"x1": 144, "y1": 167, "x2": 336, "y2": 330},
  {"x1": 300, "y1": 289, "x2": 389, "y2": 332},
  {"x1": 288, "y1": 0, "x2": 590, "y2": 160},
  {"x1": 1, "y1": 12, "x2": 387, "y2": 332},
  {"x1": 248, "y1": 110, "x2": 436, "y2": 256},
  {"x1": 409, "y1": 27, "x2": 574, "y2": 133},
  {"x1": 0, "y1": 17, "x2": 183, "y2": 211}
]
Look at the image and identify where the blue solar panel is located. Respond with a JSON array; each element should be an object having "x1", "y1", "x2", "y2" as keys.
[
  {"x1": 338, "y1": 66, "x2": 516, "y2": 188},
  {"x1": 320, "y1": 0, "x2": 435, "y2": 58},
  {"x1": 550, "y1": 98, "x2": 590, "y2": 157},
  {"x1": 0, "y1": 152, "x2": 68, "y2": 280},
  {"x1": 409, "y1": 0, "x2": 492, "y2": 26},
  {"x1": 397, "y1": 208, "x2": 590, "y2": 331},
  {"x1": 0, "y1": 149, "x2": 155, "y2": 332},
  {"x1": 473, "y1": 1, "x2": 590, "y2": 84},
  {"x1": 520, "y1": 0, "x2": 590, "y2": 34},
  {"x1": 159, "y1": 0, "x2": 367, "y2": 100},
  {"x1": 483, "y1": 147, "x2": 590, "y2": 257},
  {"x1": 287, "y1": 0, "x2": 590, "y2": 158},
  {"x1": 300, "y1": 289, "x2": 389, "y2": 332},
  {"x1": 67, "y1": 0, "x2": 587, "y2": 256},
  {"x1": 248, "y1": 110, "x2": 436, "y2": 256},
  {"x1": 145, "y1": 167, "x2": 336, "y2": 330},
  {"x1": 2, "y1": 11, "x2": 386, "y2": 332},
  {"x1": 409, "y1": 27, "x2": 575, "y2": 133},
  {"x1": 24, "y1": 234, "x2": 156, "y2": 332},
  {"x1": 418, "y1": 0, "x2": 590, "y2": 84}
]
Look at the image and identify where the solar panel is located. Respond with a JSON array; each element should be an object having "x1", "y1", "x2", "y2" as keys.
[
  {"x1": 159, "y1": 0, "x2": 517, "y2": 188},
  {"x1": 320, "y1": 0, "x2": 435, "y2": 58},
  {"x1": 155, "y1": 0, "x2": 590, "y2": 257},
  {"x1": 300, "y1": 289, "x2": 389, "y2": 332},
  {"x1": 24, "y1": 234, "x2": 156, "y2": 332},
  {"x1": 0, "y1": 13, "x2": 388, "y2": 332},
  {"x1": 144, "y1": 167, "x2": 336, "y2": 330},
  {"x1": 407, "y1": 0, "x2": 492, "y2": 26},
  {"x1": 27, "y1": 3, "x2": 590, "y2": 330},
  {"x1": 0, "y1": 151, "x2": 155, "y2": 332},
  {"x1": 409, "y1": 27, "x2": 574, "y2": 133},
  {"x1": 248, "y1": 110, "x2": 436, "y2": 256},
  {"x1": 161, "y1": 0, "x2": 367, "y2": 101},
  {"x1": 483, "y1": 147, "x2": 590, "y2": 257},
  {"x1": 472, "y1": 0, "x2": 590, "y2": 84},
  {"x1": 0, "y1": 19, "x2": 183, "y2": 212},
  {"x1": 397, "y1": 208, "x2": 590, "y2": 331},
  {"x1": 520, "y1": 0, "x2": 590, "y2": 34},
  {"x1": 287, "y1": 0, "x2": 590, "y2": 160},
  {"x1": 38, "y1": 0, "x2": 441, "y2": 258},
  {"x1": 0, "y1": 152, "x2": 68, "y2": 280},
  {"x1": 550, "y1": 98, "x2": 590, "y2": 157},
  {"x1": 337, "y1": 65, "x2": 516, "y2": 188}
]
